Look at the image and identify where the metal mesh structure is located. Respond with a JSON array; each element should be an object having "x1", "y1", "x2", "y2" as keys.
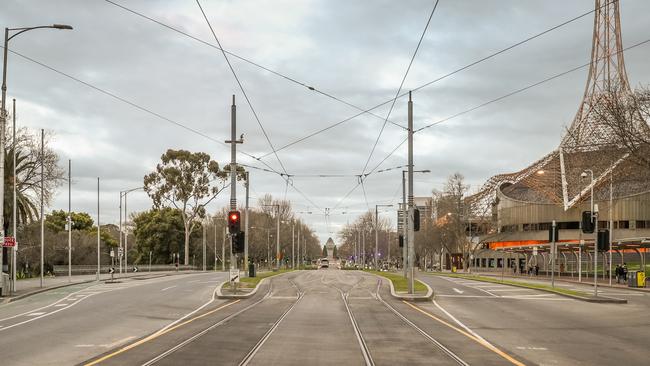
[{"x1": 470, "y1": 0, "x2": 650, "y2": 214}]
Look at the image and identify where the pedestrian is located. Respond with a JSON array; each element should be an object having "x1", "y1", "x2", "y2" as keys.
[
  {"x1": 622, "y1": 263, "x2": 628, "y2": 282},
  {"x1": 615, "y1": 264, "x2": 622, "y2": 283},
  {"x1": 534, "y1": 264, "x2": 539, "y2": 276}
]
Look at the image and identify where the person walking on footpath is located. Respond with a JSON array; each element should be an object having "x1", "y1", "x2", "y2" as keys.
[
  {"x1": 615, "y1": 264, "x2": 621, "y2": 284},
  {"x1": 534, "y1": 264, "x2": 539, "y2": 276},
  {"x1": 622, "y1": 263, "x2": 628, "y2": 282}
]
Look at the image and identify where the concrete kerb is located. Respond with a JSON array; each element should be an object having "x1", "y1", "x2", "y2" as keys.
[
  {"x1": 367, "y1": 272, "x2": 434, "y2": 302},
  {"x1": 430, "y1": 273, "x2": 627, "y2": 304},
  {"x1": 216, "y1": 270, "x2": 295, "y2": 300},
  {"x1": 0, "y1": 271, "x2": 199, "y2": 304}
]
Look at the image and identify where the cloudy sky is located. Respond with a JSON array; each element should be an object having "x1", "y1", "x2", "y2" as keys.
[{"x1": 2, "y1": 0, "x2": 649, "y2": 243}]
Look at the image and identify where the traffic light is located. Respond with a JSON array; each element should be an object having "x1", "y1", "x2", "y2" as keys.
[
  {"x1": 548, "y1": 225, "x2": 559, "y2": 242},
  {"x1": 582, "y1": 211, "x2": 594, "y2": 233},
  {"x1": 413, "y1": 208, "x2": 420, "y2": 232},
  {"x1": 232, "y1": 231, "x2": 245, "y2": 253},
  {"x1": 597, "y1": 229, "x2": 609, "y2": 252},
  {"x1": 398, "y1": 234, "x2": 404, "y2": 248},
  {"x1": 228, "y1": 210, "x2": 241, "y2": 234}
]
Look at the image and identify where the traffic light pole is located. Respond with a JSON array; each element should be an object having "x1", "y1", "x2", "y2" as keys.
[
  {"x1": 244, "y1": 171, "x2": 249, "y2": 272},
  {"x1": 407, "y1": 91, "x2": 415, "y2": 295},
  {"x1": 225, "y1": 95, "x2": 243, "y2": 271}
]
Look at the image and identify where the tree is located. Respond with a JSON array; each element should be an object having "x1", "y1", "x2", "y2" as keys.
[
  {"x1": 322, "y1": 245, "x2": 328, "y2": 258},
  {"x1": 591, "y1": 85, "x2": 650, "y2": 168},
  {"x1": 144, "y1": 149, "x2": 233, "y2": 265},
  {"x1": 45, "y1": 210, "x2": 93, "y2": 233},
  {"x1": 332, "y1": 245, "x2": 337, "y2": 259},
  {"x1": 3, "y1": 127, "x2": 65, "y2": 233},
  {"x1": 132, "y1": 208, "x2": 200, "y2": 264}
]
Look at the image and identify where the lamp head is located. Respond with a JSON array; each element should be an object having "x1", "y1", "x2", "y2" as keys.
[
  {"x1": 580, "y1": 172, "x2": 588, "y2": 179},
  {"x1": 52, "y1": 24, "x2": 73, "y2": 30}
]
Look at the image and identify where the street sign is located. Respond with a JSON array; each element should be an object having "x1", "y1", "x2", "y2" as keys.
[
  {"x1": 229, "y1": 269, "x2": 240, "y2": 283},
  {"x1": 109, "y1": 267, "x2": 115, "y2": 274},
  {"x1": 133, "y1": 266, "x2": 139, "y2": 273},
  {"x1": 118, "y1": 247, "x2": 124, "y2": 257},
  {"x1": 3, "y1": 236, "x2": 16, "y2": 247},
  {"x1": 110, "y1": 249, "x2": 115, "y2": 258},
  {"x1": 533, "y1": 247, "x2": 538, "y2": 256}
]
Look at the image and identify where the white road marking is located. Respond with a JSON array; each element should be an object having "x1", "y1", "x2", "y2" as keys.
[
  {"x1": 488, "y1": 288, "x2": 535, "y2": 292},
  {"x1": 54, "y1": 303, "x2": 69, "y2": 307},
  {"x1": 160, "y1": 286, "x2": 177, "y2": 292},
  {"x1": 516, "y1": 346, "x2": 548, "y2": 351},
  {"x1": 26, "y1": 312, "x2": 46, "y2": 316},
  {"x1": 453, "y1": 288, "x2": 464, "y2": 294}
]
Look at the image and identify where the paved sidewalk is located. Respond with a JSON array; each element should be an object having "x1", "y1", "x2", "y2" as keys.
[
  {"x1": 1, "y1": 270, "x2": 200, "y2": 303},
  {"x1": 472, "y1": 270, "x2": 650, "y2": 292}
]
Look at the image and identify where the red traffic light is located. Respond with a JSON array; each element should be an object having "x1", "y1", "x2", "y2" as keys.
[{"x1": 228, "y1": 210, "x2": 241, "y2": 234}]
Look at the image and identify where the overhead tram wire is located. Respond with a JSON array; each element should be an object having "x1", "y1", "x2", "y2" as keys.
[
  {"x1": 102, "y1": 0, "x2": 405, "y2": 130},
  {"x1": 360, "y1": 0, "x2": 440, "y2": 175},
  {"x1": 255, "y1": 1, "x2": 616, "y2": 159},
  {"x1": 0, "y1": 46, "x2": 272, "y2": 165},
  {"x1": 358, "y1": 38, "x2": 650, "y2": 177},
  {"x1": 195, "y1": 0, "x2": 289, "y2": 177}
]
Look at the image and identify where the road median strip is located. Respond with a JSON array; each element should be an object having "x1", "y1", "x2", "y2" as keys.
[
  {"x1": 429, "y1": 272, "x2": 627, "y2": 303},
  {"x1": 365, "y1": 270, "x2": 433, "y2": 302},
  {"x1": 217, "y1": 269, "x2": 295, "y2": 299}
]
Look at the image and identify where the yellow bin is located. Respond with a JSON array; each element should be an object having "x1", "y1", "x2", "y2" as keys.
[
  {"x1": 452, "y1": 266, "x2": 457, "y2": 273},
  {"x1": 637, "y1": 271, "x2": 646, "y2": 288}
]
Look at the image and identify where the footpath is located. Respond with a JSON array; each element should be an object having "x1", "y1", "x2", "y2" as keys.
[
  {"x1": 471, "y1": 270, "x2": 650, "y2": 293},
  {"x1": 1, "y1": 270, "x2": 198, "y2": 303}
]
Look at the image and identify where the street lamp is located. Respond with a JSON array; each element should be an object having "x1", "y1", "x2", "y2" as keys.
[
  {"x1": 581, "y1": 169, "x2": 598, "y2": 297},
  {"x1": 375, "y1": 204, "x2": 392, "y2": 270},
  {"x1": 119, "y1": 186, "x2": 143, "y2": 274},
  {"x1": 1, "y1": 23, "x2": 73, "y2": 288},
  {"x1": 401, "y1": 169, "x2": 430, "y2": 279}
]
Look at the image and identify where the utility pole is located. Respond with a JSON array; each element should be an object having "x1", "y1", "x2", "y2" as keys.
[
  {"x1": 67, "y1": 159, "x2": 71, "y2": 282},
  {"x1": 214, "y1": 218, "x2": 217, "y2": 271},
  {"x1": 96, "y1": 177, "x2": 100, "y2": 281},
  {"x1": 244, "y1": 171, "x2": 250, "y2": 271},
  {"x1": 11, "y1": 99, "x2": 16, "y2": 292},
  {"x1": 362, "y1": 229, "x2": 365, "y2": 268},
  {"x1": 222, "y1": 226, "x2": 226, "y2": 271},
  {"x1": 551, "y1": 220, "x2": 556, "y2": 288},
  {"x1": 402, "y1": 171, "x2": 407, "y2": 278},
  {"x1": 119, "y1": 193, "x2": 122, "y2": 275},
  {"x1": 276, "y1": 207, "x2": 280, "y2": 270},
  {"x1": 124, "y1": 193, "x2": 128, "y2": 272},
  {"x1": 202, "y1": 221, "x2": 206, "y2": 271},
  {"x1": 407, "y1": 91, "x2": 415, "y2": 294},
  {"x1": 225, "y1": 95, "x2": 243, "y2": 271},
  {"x1": 39, "y1": 129, "x2": 44, "y2": 287},
  {"x1": 292, "y1": 223, "x2": 295, "y2": 269}
]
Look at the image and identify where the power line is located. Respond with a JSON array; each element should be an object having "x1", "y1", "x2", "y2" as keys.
[
  {"x1": 256, "y1": 2, "x2": 610, "y2": 158},
  {"x1": 102, "y1": 0, "x2": 405, "y2": 130},
  {"x1": 361, "y1": 0, "x2": 440, "y2": 175},
  {"x1": 195, "y1": 0, "x2": 289, "y2": 178}
]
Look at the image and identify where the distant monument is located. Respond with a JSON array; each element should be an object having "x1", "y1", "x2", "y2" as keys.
[{"x1": 325, "y1": 237, "x2": 336, "y2": 260}]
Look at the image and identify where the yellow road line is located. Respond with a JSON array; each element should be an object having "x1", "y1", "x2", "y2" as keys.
[
  {"x1": 84, "y1": 300, "x2": 240, "y2": 366},
  {"x1": 402, "y1": 301, "x2": 525, "y2": 366}
]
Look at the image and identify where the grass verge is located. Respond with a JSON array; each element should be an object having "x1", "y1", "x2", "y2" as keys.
[
  {"x1": 365, "y1": 270, "x2": 428, "y2": 293},
  {"x1": 430, "y1": 272, "x2": 590, "y2": 297},
  {"x1": 223, "y1": 269, "x2": 295, "y2": 289}
]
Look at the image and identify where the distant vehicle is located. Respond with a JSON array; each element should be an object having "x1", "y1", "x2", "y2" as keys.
[{"x1": 319, "y1": 258, "x2": 329, "y2": 268}]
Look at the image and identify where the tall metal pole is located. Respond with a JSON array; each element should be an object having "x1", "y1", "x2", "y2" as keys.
[
  {"x1": 244, "y1": 171, "x2": 249, "y2": 270},
  {"x1": 225, "y1": 95, "x2": 242, "y2": 271},
  {"x1": 11, "y1": 98, "x2": 17, "y2": 291},
  {"x1": 119, "y1": 192, "x2": 122, "y2": 274},
  {"x1": 589, "y1": 170, "x2": 598, "y2": 297},
  {"x1": 124, "y1": 193, "x2": 128, "y2": 272},
  {"x1": 96, "y1": 177, "x2": 100, "y2": 281},
  {"x1": 67, "y1": 159, "x2": 71, "y2": 282},
  {"x1": 267, "y1": 230, "x2": 270, "y2": 269},
  {"x1": 375, "y1": 206, "x2": 379, "y2": 270},
  {"x1": 276, "y1": 207, "x2": 280, "y2": 270},
  {"x1": 292, "y1": 223, "x2": 295, "y2": 269},
  {"x1": 407, "y1": 91, "x2": 415, "y2": 294},
  {"x1": 362, "y1": 229, "x2": 365, "y2": 268},
  {"x1": 0, "y1": 29, "x2": 10, "y2": 274},
  {"x1": 214, "y1": 218, "x2": 217, "y2": 271},
  {"x1": 202, "y1": 221, "x2": 206, "y2": 271},
  {"x1": 609, "y1": 173, "x2": 613, "y2": 286},
  {"x1": 551, "y1": 220, "x2": 556, "y2": 288},
  {"x1": 222, "y1": 226, "x2": 226, "y2": 271},
  {"x1": 39, "y1": 129, "x2": 44, "y2": 287},
  {"x1": 297, "y1": 227, "x2": 301, "y2": 268},
  {"x1": 402, "y1": 171, "x2": 407, "y2": 277}
]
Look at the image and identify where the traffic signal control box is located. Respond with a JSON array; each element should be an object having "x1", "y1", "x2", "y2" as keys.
[
  {"x1": 582, "y1": 211, "x2": 594, "y2": 233},
  {"x1": 413, "y1": 208, "x2": 420, "y2": 232},
  {"x1": 597, "y1": 229, "x2": 609, "y2": 252}
]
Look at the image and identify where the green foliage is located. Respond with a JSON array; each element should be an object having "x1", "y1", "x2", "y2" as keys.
[
  {"x1": 322, "y1": 245, "x2": 328, "y2": 257},
  {"x1": 366, "y1": 270, "x2": 428, "y2": 293},
  {"x1": 332, "y1": 245, "x2": 338, "y2": 258},
  {"x1": 132, "y1": 208, "x2": 201, "y2": 264},
  {"x1": 45, "y1": 210, "x2": 94, "y2": 233},
  {"x1": 143, "y1": 149, "x2": 236, "y2": 264},
  {"x1": 88, "y1": 226, "x2": 118, "y2": 247}
]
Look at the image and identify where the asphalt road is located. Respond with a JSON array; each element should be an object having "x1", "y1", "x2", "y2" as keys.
[
  {"x1": 3, "y1": 269, "x2": 648, "y2": 365},
  {"x1": 0, "y1": 271, "x2": 228, "y2": 366},
  {"x1": 417, "y1": 273, "x2": 650, "y2": 365}
]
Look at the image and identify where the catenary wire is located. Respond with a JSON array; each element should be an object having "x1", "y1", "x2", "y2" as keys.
[{"x1": 361, "y1": 0, "x2": 440, "y2": 175}]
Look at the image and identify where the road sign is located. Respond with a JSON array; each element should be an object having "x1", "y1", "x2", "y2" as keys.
[
  {"x1": 229, "y1": 269, "x2": 239, "y2": 283},
  {"x1": 109, "y1": 267, "x2": 115, "y2": 274},
  {"x1": 118, "y1": 247, "x2": 124, "y2": 257},
  {"x1": 533, "y1": 247, "x2": 538, "y2": 256},
  {"x1": 110, "y1": 249, "x2": 115, "y2": 258},
  {"x1": 2, "y1": 236, "x2": 16, "y2": 247},
  {"x1": 133, "y1": 266, "x2": 139, "y2": 273}
]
